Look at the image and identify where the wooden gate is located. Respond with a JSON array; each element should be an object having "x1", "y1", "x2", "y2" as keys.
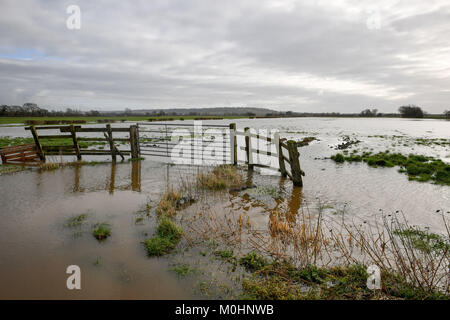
[
  {"x1": 137, "y1": 122, "x2": 304, "y2": 186},
  {"x1": 0, "y1": 144, "x2": 41, "y2": 165}
]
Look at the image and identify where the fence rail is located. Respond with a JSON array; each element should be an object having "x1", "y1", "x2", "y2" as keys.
[
  {"x1": 2, "y1": 121, "x2": 303, "y2": 187},
  {"x1": 0, "y1": 144, "x2": 41, "y2": 165},
  {"x1": 23, "y1": 124, "x2": 140, "y2": 162},
  {"x1": 136, "y1": 122, "x2": 303, "y2": 187}
]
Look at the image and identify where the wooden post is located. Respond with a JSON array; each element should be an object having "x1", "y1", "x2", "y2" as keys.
[
  {"x1": 130, "y1": 125, "x2": 138, "y2": 159},
  {"x1": 222, "y1": 131, "x2": 227, "y2": 164},
  {"x1": 136, "y1": 124, "x2": 141, "y2": 156},
  {"x1": 245, "y1": 127, "x2": 253, "y2": 171},
  {"x1": 229, "y1": 123, "x2": 237, "y2": 165},
  {"x1": 275, "y1": 132, "x2": 287, "y2": 177},
  {"x1": 70, "y1": 124, "x2": 82, "y2": 161},
  {"x1": 30, "y1": 125, "x2": 45, "y2": 162},
  {"x1": 287, "y1": 140, "x2": 303, "y2": 187},
  {"x1": 106, "y1": 124, "x2": 116, "y2": 162}
]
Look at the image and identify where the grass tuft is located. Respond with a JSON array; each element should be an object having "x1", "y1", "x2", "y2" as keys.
[
  {"x1": 239, "y1": 252, "x2": 268, "y2": 272},
  {"x1": 66, "y1": 213, "x2": 89, "y2": 227},
  {"x1": 144, "y1": 216, "x2": 182, "y2": 256},
  {"x1": 197, "y1": 165, "x2": 244, "y2": 190},
  {"x1": 393, "y1": 227, "x2": 450, "y2": 253},
  {"x1": 92, "y1": 222, "x2": 112, "y2": 241}
]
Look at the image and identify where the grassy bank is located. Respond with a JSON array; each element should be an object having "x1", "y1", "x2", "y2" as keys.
[{"x1": 240, "y1": 259, "x2": 448, "y2": 300}]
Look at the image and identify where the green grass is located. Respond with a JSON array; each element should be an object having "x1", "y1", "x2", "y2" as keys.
[
  {"x1": 241, "y1": 261, "x2": 449, "y2": 300},
  {"x1": 144, "y1": 216, "x2": 182, "y2": 256},
  {"x1": 214, "y1": 249, "x2": 235, "y2": 260},
  {"x1": 239, "y1": 252, "x2": 269, "y2": 272},
  {"x1": 0, "y1": 164, "x2": 26, "y2": 175},
  {"x1": 0, "y1": 135, "x2": 105, "y2": 148},
  {"x1": 66, "y1": 213, "x2": 89, "y2": 227},
  {"x1": 0, "y1": 136, "x2": 34, "y2": 148},
  {"x1": 92, "y1": 223, "x2": 112, "y2": 241},
  {"x1": 170, "y1": 263, "x2": 194, "y2": 277},
  {"x1": 331, "y1": 151, "x2": 450, "y2": 185},
  {"x1": 393, "y1": 227, "x2": 450, "y2": 254},
  {"x1": 0, "y1": 115, "x2": 247, "y2": 125}
]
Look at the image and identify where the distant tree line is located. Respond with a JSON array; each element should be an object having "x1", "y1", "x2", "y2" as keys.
[{"x1": 1, "y1": 103, "x2": 449, "y2": 119}]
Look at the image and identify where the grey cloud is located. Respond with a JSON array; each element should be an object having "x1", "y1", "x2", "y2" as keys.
[{"x1": 0, "y1": 0, "x2": 449, "y2": 113}]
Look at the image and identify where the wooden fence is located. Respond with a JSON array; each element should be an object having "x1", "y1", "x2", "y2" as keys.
[
  {"x1": 23, "y1": 124, "x2": 140, "y2": 162},
  {"x1": 0, "y1": 144, "x2": 41, "y2": 165},
  {"x1": 137, "y1": 122, "x2": 303, "y2": 187},
  {"x1": 2, "y1": 122, "x2": 303, "y2": 187},
  {"x1": 232, "y1": 125, "x2": 303, "y2": 187}
]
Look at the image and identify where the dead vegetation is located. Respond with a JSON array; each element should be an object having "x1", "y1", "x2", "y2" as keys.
[
  {"x1": 181, "y1": 187, "x2": 449, "y2": 297},
  {"x1": 148, "y1": 164, "x2": 449, "y2": 299},
  {"x1": 196, "y1": 164, "x2": 245, "y2": 190}
]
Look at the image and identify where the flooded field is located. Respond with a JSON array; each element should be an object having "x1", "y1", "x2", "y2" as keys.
[{"x1": 0, "y1": 117, "x2": 449, "y2": 299}]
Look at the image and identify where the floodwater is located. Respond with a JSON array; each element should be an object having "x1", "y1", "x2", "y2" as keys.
[
  {"x1": 0, "y1": 162, "x2": 198, "y2": 299},
  {"x1": 0, "y1": 117, "x2": 449, "y2": 299}
]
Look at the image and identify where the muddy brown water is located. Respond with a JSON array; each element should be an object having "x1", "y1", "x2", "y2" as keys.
[
  {"x1": 0, "y1": 162, "x2": 199, "y2": 299},
  {"x1": 0, "y1": 117, "x2": 449, "y2": 298}
]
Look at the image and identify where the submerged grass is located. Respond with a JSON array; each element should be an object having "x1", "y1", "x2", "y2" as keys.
[
  {"x1": 66, "y1": 213, "x2": 89, "y2": 228},
  {"x1": 92, "y1": 223, "x2": 112, "y2": 241},
  {"x1": 331, "y1": 151, "x2": 450, "y2": 185},
  {"x1": 239, "y1": 252, "x2": 269, "y2": 272},
  {"x1": 40, "y1": 160, "x2": 110, "y2": 171},
  {"x1": 171, "y1": 263, "x2": 195, "y2": 277},
  {"x1": 393, "y1": 226, "x2": 450, "y2": 254},
  {"x1": 144, "y1": 215, "x2": 182, "y2": 256},
  {"x1": 0, "y1": 164, "x2": 26, "y2": 175},
  {"x1": 197, "y1": 164, "x2": 244, "y2": 190}
]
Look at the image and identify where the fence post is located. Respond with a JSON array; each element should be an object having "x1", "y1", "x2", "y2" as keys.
[
  {"x1": 245, "y1": 127, "x2": 253, "y2": 171},
  {"x1": 229, "y1": 123, "x2": 237, "y2": 165},
  {"x1": 30, "y1": 125, "x2": 45, "y2": 162},
  {"x1": 136, "y1": 124, "x2": 141, "y2": 156},
  {"x1": 70, "y1": 124, "x2": 82, "y2": 161},
  {"x1": 275, "y1": 132, "x2": 287, "y2": 177},
  {"x1": 130, "y1": 125, "x2": 139, "y2": 159},
  {"x1": 287, "y1": 140, "x2": 303, "y2": 187},
  {"x1": 222, "y1": 131, "x2": 227, "y2": 164},
  {"x1": 106, "y1": 124, "x2": 116, "y2": 162}
]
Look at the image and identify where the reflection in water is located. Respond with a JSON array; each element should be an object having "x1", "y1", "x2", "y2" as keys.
[
  {"x1": 69, "y1": 162, "x2": 142, "y2": 194},
  {"x1": 269, "y1": 178, "x2": 303, "y2": 239},
  {"x1": 131, "y1": 161, "x2": 141, "y2": 192},
  {"x1": 0, "y1": 161, "x2": 194, "y2": 299},
  {"x1": 109, "y1": 162, "x2": 116, "y2": 194},
  {"x1": 73, "y1": 165, "x2": 82, "y2": 193},
  {"x1": 287, "y1": 186, "x2": 302, "y2": 222}
]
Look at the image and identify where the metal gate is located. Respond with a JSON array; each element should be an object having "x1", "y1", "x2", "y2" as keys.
[{"x1": 137, "y1": 122, "x2": 233, "y2": 165}]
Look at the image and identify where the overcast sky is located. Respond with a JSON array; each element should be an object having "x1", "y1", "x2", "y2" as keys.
[{"x1": 0, "y1": 0, "x2": 449, "y2": 113}]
